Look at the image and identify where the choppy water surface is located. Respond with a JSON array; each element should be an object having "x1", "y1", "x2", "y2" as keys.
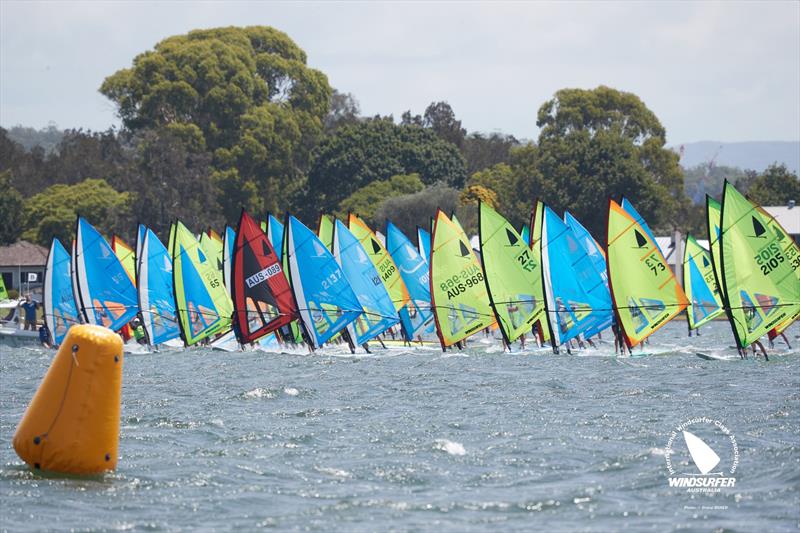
[{"x1": 1, "y1": 320, "x2": 799, "y2": 531}]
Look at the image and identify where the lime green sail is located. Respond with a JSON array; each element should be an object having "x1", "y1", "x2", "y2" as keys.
[
  {"x1": 430, "y1": 209, "x2": 496, "y2": 348},
  {"x1": 706, "y1": 197, "x2": 724, "y2": 296},
  {"x1": 530, "y1": 200, "x2": 550, "y2": 343},
  {"x1": 757, "y1": 206, "x2": 800, "y2": 334},
  {"x1": 682, "y1": 235, "x2": 724, "y2": 329},
  {"x1": 0, "y1": 274, "x2": 8, "y2": 300},
  {"x1": 199, "y1": 231, "x2": 225, "y2": 275},
  {"x1": 478, "y1": 202, "x2": 544, "y2": 342},
  {"x1": 719, "y1": 181, "x2": 799, "y2": 347},
  {"x1": 171, "y1": 221, "x2": 233, "y2": 345},
  {"x1": 318, "y1": 214, "x2": 335, "y2": 252},
  {"x1": 606, "y1": 199, "x2": 688, "y2": 348},
  {"x1": 348, "y1": 214, "x2": 410, "y2": 313}
]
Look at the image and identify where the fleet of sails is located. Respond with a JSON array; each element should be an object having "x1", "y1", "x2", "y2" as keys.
[{"x1": 40, "y1": 181, "x2": 798, "y2": 354}]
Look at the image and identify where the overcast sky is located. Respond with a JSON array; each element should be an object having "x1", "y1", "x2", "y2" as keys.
[{"x1": 1, "y1": 1, "x2": 798, "y2": 144}]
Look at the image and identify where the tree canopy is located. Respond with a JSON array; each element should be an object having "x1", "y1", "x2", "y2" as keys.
[
  {"x1": 0, "y1": 171, "x2": 24, "y2": 245},
  {"x1": 747, "y1": 163, "x2": 800, "y2": 206},
  {"x1": 336, "y1": 173, "x2": 424, "y2": 223},
  {"x1": 534, "y1": 86, "x2": 686, "y2": 238},
  {"x1": 304, "y1": 117, "x2": 467, "y2": 220},
  {"x1": 100, "y1": 26, "x2": 332, "y2": 220},
  {"x1": 23, "y1": 179, "x2": 132, "y2": 246}
]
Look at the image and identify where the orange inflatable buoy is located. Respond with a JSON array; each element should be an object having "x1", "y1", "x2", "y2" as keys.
[{"x1": 13, "y1": 324, "x2": 124, "y2": 475}]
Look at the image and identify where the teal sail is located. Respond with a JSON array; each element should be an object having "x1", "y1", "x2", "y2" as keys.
[
  {"x1": 386, "y1": 221, "x2": 436, "y2": 340},
  {"x1": 285, "y1": 216, "x2": 362, "y2": 348},
  {"x1": 621, "y1": 197, "x2": 663, "y2": 254},
  {"x1": 417, "y1": 226, "x2": 431, "y2": 264},
  {"x1": 563, "y1": 211, "x2": 612, "y2": 337},
  {"x1": 137, "y1": 227, "x2": 180, "y2": 345},
  {"x1": 73, "y1": 217, "x2": 139, "y2": 330},
  {"x1": 540, "y1": 206, "x2": 610, "y2": 347},
  {"x1": 266, "y1": 214, "x2": 284, "y2": 261},
  {"x1": 44, "y1": 238, "x2": 80, "y2": 345},
  {"x1": 222, "y1": 226, "x2": 236, "y2": 296},
  {"x1": 333, "y1": 219, "x2": 399, "y2": 345}
]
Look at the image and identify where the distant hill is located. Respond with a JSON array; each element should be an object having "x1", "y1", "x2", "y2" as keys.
[{"x1": 675, "y1": 141, "x2": 799, "y2": 174}]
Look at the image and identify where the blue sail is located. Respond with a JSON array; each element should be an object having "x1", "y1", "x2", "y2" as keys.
[
  {"x1": 44, "y1": 238, "x2": 80, "y2": 345},
  {"x1": 286, "y1": 216, "x2": 362, "y2": 348},
  {"x1": 333, "y1": 220, "x2": 399, "y2": 344},
  {"x1": 135, "y1": 224, "x2": 146, "y2": 264},
  {"x1": 137, "y1": 227, "x2": 180, "y2": 345},
  {"x1": 222, "y1": 226, "x2": 236, "y2": 296},
  {"x1": 621, "y1": 198, "x2": 663, "y2": 254},
  {"x1": 563, "y1": 211, "x2": 613, "y2": 338},
  {"x1": 74, "y1": 217, "x2": 139, "y2": 330},
  {"x1": 267, "y1": 214, "x2": 284, "y2": 261},
  {"x1": 417, "y1": 226, "x2": 431, "y2": 264},
  {"x1": 386, "y1": 221, "x2": 436, "y2": 340},
  {"x1": 541, "y1": 206, "x2": 610, "y2": 347}
]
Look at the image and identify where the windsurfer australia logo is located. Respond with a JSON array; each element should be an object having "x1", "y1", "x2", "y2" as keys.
[{"x1": 664, "y1": 417, "x2": 739, "y2": 493}]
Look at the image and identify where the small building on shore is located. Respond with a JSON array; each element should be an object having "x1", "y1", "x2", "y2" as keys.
[{"x1": 0, "y1": 241, "x2": 48, "y2": 298}]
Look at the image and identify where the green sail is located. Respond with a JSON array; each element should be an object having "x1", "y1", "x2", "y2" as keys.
[
  {"x1": 683, "y1": 235, "x2": 724, "y2": 329},
  {"x1": 171, "y1": 221, "x2": 233, "y2": 345},
  {"x1": 720, "y1": 182, "x2": 799, "y2": 347},
  {"x1": 706, "y1": 197, "x2": 724, "y2": 298},
  {"x1": 430, "y1": 210, "x2": 496, "y2": 348},
  {"x1": 0, "y1": 274, "x2": 7, "y2": 300},
  {"x1": 478, "y1": 202, "x2": 544, "y2": 342},
  {"x1": 199, "y1": 231, "x2": 225, "y2": 275},
  {"x1": 530, "y1": 200, "x2": 550, "y2": 342},
  {"x1": 757, "y1": 206, "x2": 800, "y2": 333},
  {"x1": 318, "y1": 214, "x2": 335, "y2": 252},
  {"x1": 606, "y1": 199, "x2": 688, "y2": 347}
]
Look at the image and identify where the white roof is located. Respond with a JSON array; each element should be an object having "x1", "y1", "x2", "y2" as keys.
[{"x1": 763, "y1": 205, "x2": 799, "y2": 235}]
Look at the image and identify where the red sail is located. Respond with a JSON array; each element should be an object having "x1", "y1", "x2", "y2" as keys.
[{"x1": 232, "y1": 210, "x2": 297, "y2": 343}]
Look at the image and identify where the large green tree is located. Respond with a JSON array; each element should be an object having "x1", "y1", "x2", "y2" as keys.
[
  {"x1": 746, "y1": 163, "x2": 800, "y2": 206},
  {"x1": 304, "y1": 117, "x2": 467, "y2": 220},
  {"x1": 535, "y1": 86, "x2": 687, "y2": 239},
  {"x1": 100, "y1": 26, "x2": 331, "y2": 220},
  {"x1": 23, "y1": 179, "x2": 132, "y2": 246},
  {"x1": 336, "y1": 173, "x2": 424, "y2": 223},
  {"x1": 374, "y1": 183, "x2": 462, "y2": 238},
  {"x1": 306, "y1": 117, "x2": 466, "y2": 217},
  {"x1": 0, "y1": 171, "x2": 24, "y2": 245}
]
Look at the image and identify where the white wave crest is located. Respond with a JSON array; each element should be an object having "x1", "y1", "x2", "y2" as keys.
[{"x1": 434, "y1": 439, "x2": 466, "y2": 456}]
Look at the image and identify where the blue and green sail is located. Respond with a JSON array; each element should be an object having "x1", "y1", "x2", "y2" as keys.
[
  {"x1": 44, "y1": 238, "x2": 80, "y2": 345},
  {"x1": 385, "y1": 221, "x2": 436, "y2": 340},
  {"x1": 682, "y1": 235, "x2": 724, "y2": 330},
  {"x1": 137, "y1": 227, "x2": 181, "y2": 345},
  {"x1": 429, "y1": 210, "x2": 496, "y2": 348},
  {"x1": 479, "y1": 203, "x2": 544, "y2": 343},
  {"x1": 285, "y1": 215, "x2": 362, "y2": 348},
  {"x1": 222, "y1": 226, "x2": 236, "y2": 297},
  {"x1": 333, "y1": 219, "x2": 399, "y2": 345},
  {"x1": 606, "y1": 200, "x2": 687, "y2": 348},
  {"x1": 563, "y1": 210, "x2": 612, "y2": 338},
  {"x1": 266, "y1": 215, "x2": 284, "y2": 261},
  {"x1": 73, "y1": 217, "x2": 139, "y2": 330},
  {"x1": 718, "y1": 181, "x2": 799, "y2": 348},
  {"x1": 417, "y1": 226, "x2": 431, "y2": 264},
  {"x1": 171, "y1": 220, "x2": 233, "y2": 345},
  {"x1": 540, "y1": 205, "x2": 611, "y2": 347}
]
